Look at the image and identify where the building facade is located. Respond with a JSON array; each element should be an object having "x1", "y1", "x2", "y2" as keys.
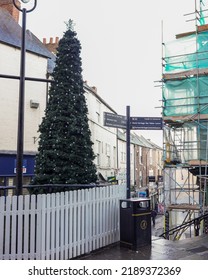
[
  {"x1": 84, "y1": 83, "x2": 118, "y2": 181},
  {"x1": 0, "y1": 1, "x2": 55, "y2": 186}
]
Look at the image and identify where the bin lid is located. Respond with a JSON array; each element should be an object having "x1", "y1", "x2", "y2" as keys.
[{"x1": 120, "y1": 198, "x2": 150, "y2": 202}]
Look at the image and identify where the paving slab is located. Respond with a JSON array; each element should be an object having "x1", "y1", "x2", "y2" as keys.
[{"x1": 75, "y1": 215, "x2": 208, "y2": 260}]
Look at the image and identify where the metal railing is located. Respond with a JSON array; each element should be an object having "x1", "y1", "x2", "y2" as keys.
[{"x1": 160, "y1": 212, "x2": 208, "y2": 240}]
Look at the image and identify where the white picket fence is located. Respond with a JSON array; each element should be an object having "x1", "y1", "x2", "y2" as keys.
[{"x1": 0, "y1": 184, "x2": 126, "y2": 260}]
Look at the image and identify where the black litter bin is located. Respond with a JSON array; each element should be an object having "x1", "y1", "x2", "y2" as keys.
[{"x1": 120, "y1": 198, "x2": 151, "y2": 250}]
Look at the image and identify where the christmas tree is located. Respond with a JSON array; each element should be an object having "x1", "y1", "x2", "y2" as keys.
[{"x1": 32, "y1": 20, "x2": 97, "y2": 186}]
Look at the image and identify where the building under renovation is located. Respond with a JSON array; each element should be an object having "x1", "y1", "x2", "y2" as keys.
[{"x1": 162, "y1": 0, "x2": 208, "y2": 239}]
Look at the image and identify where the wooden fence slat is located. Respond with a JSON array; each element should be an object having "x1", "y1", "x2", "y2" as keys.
[
  {"x1": 85, "y1": 189, "x2": 88, "y2": 253},
  {"x1": 10, "y1": 196, "x2": 17, "y2": 260},
  {"x1": 100, "y1": 188, "x2": 103, "y2": 246},
  {"x1": 94, "y1": 188, "x2": 98, "y2": 249},
  {"x1": 30, "y1": 195, "x2": 36, "y2": 260},
  {"x1": 81, "y1": 190, "x2": 85, "y2": 254},
  {"x1": 55, "y1": 193, "x2": 60, "y2": 260},
  {"x1": 0, "y1": 197, "x2": 4, "y2": 259},
  {"x1": 36, "y1": 194, "x2": 42, "y2": 260},
  {"x1": 106, "y1": 186, "x2": 110, "y2": 244},
  {"x1": 110, "y1": 186, "x2": 113, "y2": 244},
  {"x1": 23, "y1": 195, "x2": 29, "y2": 260},
  {"x1": 40, "y1": 194, "x2": 46, "y2": 260},
  {"x1": 64, "y1": 191, "x2": 69, "y2": 260},
  {"x1": 85, "y1": 189, "x2": 90, "y2": 253},
  {"x1": 107, "y1": 186, "x2": 111, "y2": 244},
  {"x1": 104, "y1": 187, "x2": 108, "y2": 244},
  {"x1": 77, "y1": 190, "x2": 81, "y2": 256},
  {"x1": 69, "y1": 191, "x2": 73, "y2": 259},
  {"x1": 88, "y1": 189, "x2": 92, "y2": 253},
  {"x1": 116, "y1": 186, "x2": 120, "y2": 241},
  {"x1": 46, "y1": 194, "x2": 51, "y2": 260},
  {"x1": 99, "y1": 188, "x2": 103, "y2": 247},
  {"x1": 112, "y1": 186, "x2": 117, "y2": 241},
  {"x1": 17, "y1": 195, "x2": 23, "y2": 260},
  {"x1": 92, "y1": 188, "x2": 96, "y2": 250},
  {"x1": 5, "y1": 196, "x2": 11, "y2": 259},
  {"x1": 72, "y1": 191, "x2": 77, "y2": 258},
  {"x1": 105, "y1": 187, "x2": 109, "y2": 244},
  {"x1": 50, "y1": 193, "x2": 56, "y2": 260},
  {"x1": 60, "y1": 192, "x2": 64, "y2": 260}
]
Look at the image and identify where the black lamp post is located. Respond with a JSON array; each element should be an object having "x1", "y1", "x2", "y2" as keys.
[{"x1": 13, "y1": 0, "x2": 37, "y2": 195}]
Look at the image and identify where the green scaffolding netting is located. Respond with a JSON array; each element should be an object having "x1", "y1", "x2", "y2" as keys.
[
  {"x1": 163, "y1": 77, "x2": 208, "y2": 116},
  {"x1": 164, "y1": 31, "x2": 208, "y2": 73},
  {"x1": 200, "y1": 0, "x2": 208, "y2": 25},
  {"x1": 163, "y1": 2, "x2": 208, "y2": 162}
]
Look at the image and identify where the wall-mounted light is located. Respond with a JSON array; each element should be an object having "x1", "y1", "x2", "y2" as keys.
[{"x1": 30, "y1": 99, "x2": 39, "y2": 109}]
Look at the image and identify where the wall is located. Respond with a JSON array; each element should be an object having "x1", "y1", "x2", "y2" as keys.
[
  {"x1": 0, "y1": 44, "x2": 48, "y2": 153},
  {"x1": 85, "y1": 86, "x2": 117, "y2": 180}
]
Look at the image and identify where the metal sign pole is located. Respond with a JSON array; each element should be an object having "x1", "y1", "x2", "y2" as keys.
[
  {"x1": 126, "y1": 106, "x2": 131, "y2": 199},
  {"x1": 103, "y1": 108, "x2": 163, "y2": 200}
]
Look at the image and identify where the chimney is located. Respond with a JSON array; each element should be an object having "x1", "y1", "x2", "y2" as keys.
[
  {"x1": 92, "y1": 86, "x2": 97, "y2": 93},
  {"x1": 0, "y1": 0, "x2": 21, "y2": 23},
  {"x1": 42, "y1": 37, "x2": 59, "y2": 54},
  {"x1": 55, "y1": 36, "x2": 59, "y2": 44}
]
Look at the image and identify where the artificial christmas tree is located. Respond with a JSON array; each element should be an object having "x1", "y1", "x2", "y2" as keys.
[{"x1": 32, "y1": 20, "x2": 97, "y2": 187}]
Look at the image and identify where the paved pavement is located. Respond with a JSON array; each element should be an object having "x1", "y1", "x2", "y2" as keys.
[{"x1": 75, "y1": 215, "x2": 208, "y2": 260}]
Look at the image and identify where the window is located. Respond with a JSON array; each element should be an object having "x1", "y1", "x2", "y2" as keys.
[
  {"x1": 121, "y1": 152, "x2": 126, "y2": 162},
  {"x1": 106, "y1": 143, "x2": 110, "y2": 156},
  {"x1": 107, "y1": 156, "x2": 111, "y2": 167},
  {"x1": 149, "y1": 149, "x2": 153, "y2": 165},
  {"x1": 113, "y1": 146, "x2": 117, "y2": 168},
  {"x1": 96, "y1": 99, "x2": 101, "y2": 123},
  {"x1": 139, "y1": 147, "x2": 142, "y2": 164},
  {"x1": 139, "y1": 171, "x2": 142, "y2": 187},
  {"x1": 96, "y1": 140, "x2": 101, "y2": 165}
]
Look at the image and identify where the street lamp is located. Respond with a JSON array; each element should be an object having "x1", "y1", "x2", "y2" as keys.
[{"x1": 13, "y1": 0, "x2": 37, "y2": 195}]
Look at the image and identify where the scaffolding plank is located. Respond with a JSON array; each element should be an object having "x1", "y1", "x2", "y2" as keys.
[
  {"x1": 163, "y1": 68, "x2": 208, "y2": 80},
  {"x1": 163, "y1": 114, "x2": 208, "y2": 123},
  {"x1": 167, "y1": 204, "x2": 200, "y2": 210},
  {"x1": 176, "y1": 31, "x2": 195, "y2": 39},
  {"x1": 175, "y1": 24, "x2": 208, "y2": 39},
  {"x1": 187, "y1": 160, "x2": 208, "y2": 166}
]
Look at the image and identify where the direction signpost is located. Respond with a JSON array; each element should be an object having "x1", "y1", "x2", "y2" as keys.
[
  {"x1": 103, "y1": 107, "x2": 163, "y2": 199},
  {"x1": 103, "y1": 112, "x2": 126, "y2": 129}
]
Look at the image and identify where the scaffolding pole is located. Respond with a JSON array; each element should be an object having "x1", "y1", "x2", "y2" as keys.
[{"x1": 161, "y1": 0, "x2": 208, "y2": 240}]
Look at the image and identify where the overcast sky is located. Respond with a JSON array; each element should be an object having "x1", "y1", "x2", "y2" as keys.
[{"x1": 23, "y1": 0, "x2": 199, "y2": 146}]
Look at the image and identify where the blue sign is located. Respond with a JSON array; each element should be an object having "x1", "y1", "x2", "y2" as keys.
[
  {"x1": 130, "y1": 117, "x2": 163, "y2": 130},
  {"x1": 104, "y1": 112, "x2": 127, "y2": 129},
  {"x1": 104, "y1": 112, "x2": 163, "y2": 130},
  {"x1": 0, "y1": 155, "x2": 35, "y2": 176}
]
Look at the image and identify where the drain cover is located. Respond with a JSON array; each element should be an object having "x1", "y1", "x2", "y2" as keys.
[{"x1": 187, "y1": 246, "x2": 208, "y2": 253}]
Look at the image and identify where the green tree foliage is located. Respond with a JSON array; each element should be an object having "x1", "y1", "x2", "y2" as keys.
[{"x1": 32, "y1": 20, "x2": 97, "y2": 186}]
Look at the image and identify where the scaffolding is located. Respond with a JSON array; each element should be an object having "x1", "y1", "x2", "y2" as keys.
[{"x1": 162, "y1": 0, "x2": 208, "y2": 239}]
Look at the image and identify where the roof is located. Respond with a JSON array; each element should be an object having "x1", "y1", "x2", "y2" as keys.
[
  {"x1": 0, "y1": 8, "x2": 55, "y2": 73},
  {"x1": 139, "y1": 135, "x2": 162, "y2": 150},
  {"x1": 84, "y1": 83, "x2": 117, "y2": 114},
  {"x1": 117, "y1": 129, "x2": 162, "y2": 149}
]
